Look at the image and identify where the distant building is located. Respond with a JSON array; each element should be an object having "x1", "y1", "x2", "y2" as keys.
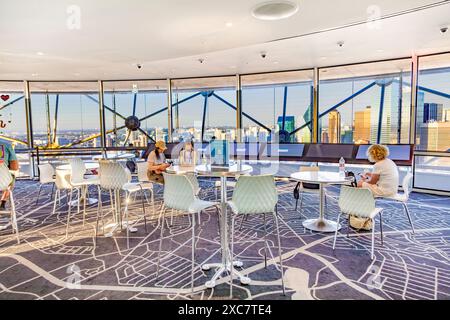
[
  {"x1": 277, "y1": 116, "x2": 295, "y2": 142},
  {"x1": 419, "y1": 122, "x2": 450, "y2": 151},
  {"x1": 423, "y1": 103, "x2": 444, "y2": 123},
  {"x1": 328, "y1": 110, "x2": 341, "y2": 143},
  {"x1": 354, "y1": 106, "x2": 372, "y2": 144}
]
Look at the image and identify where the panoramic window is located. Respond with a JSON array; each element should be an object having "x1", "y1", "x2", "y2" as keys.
[
  {"x1": 30, "y1": 82, "x2": 100, "y2": 149},
  {"x1": 0, "y1": 81, "x2": 28, "y2": 149},
  {"x1": 319, "y1": 59, "x2": 412, "y2": 145},
  {"x1": 416, "y1": 53, "x2": 450, "y2": 152},
  {"x1": 414, "y1": 53, "x2": 450, "y2": 192},
  {"x1": 103, "y1": 80, "x2": 168, "y2": 147},
  {"x1": 241, "y1": 70, "x2": 314, "y2": 143},
  {"x1": 171, "y1": 77, "x2": 236, "y2": 142}
]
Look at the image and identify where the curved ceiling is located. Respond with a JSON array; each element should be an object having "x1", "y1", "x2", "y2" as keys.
[{"x1": 0, "y1": 0, "x2": 449, "y2": 80}]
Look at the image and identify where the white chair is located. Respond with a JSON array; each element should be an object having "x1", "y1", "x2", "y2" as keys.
[
  {"x1": 96, "y1": 161, "x2": 149, "y2": 248},
  {"x1": 377, "y1": 172, "x2": 415, "y2": 233},
  {"x1": 293, "y1": 166, "x2": 330, "y2": 215},
  {"x1": 36, "y1": 163, "x2": 56, "y2": 205},
  {"x1": 333, "y1": 186, "x2": 384, "y2": 260},
  {"x1": 52, "y1": 165, "x2": 83, "y2": 221},
  {"x1": 0, "y1": 164, "x2": 19, "y2": 244},
  {"x1": 68, "y1": 158, "x2": 99, "y2": 226},
  {"x1": 135, "y1": 161, "x2": 155, "y2": 212},
  {"x1": 156, "y1": 172, "x2": 219, "y2": 292},
  {"x1": 227, "y1": 175, "x2": 285, "y2": 297}
]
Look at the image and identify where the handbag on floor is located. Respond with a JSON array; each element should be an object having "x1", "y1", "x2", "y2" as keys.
[{"x1": 349, "y1": 215, "x2": 373, "y2": 231}]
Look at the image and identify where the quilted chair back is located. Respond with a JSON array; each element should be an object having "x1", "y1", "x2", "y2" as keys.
[
  {"x1": 162, "y1": 172, "x2": 196, "y2": 211},
  {"x1": 402, "y1": 173, "x2": 413, "y2": 200},
  {"x1": 231, "y1": 175, "x2": 278, "y2": 214},
  {"x1": 0, "y1": 164, "x2": 13, "y2": 191},
  {"x1": 38, "y1": 163, "x2": 55, "y2": 184},
  {"x1": 339, "y1": 186, "x2": 375, "y2": 218},
  {"x1": 136, "y1": 161, "x2": 149, "y2": 183},
  {"x1": 69, "y1": 158, "x2": 86, "y2": 184},
  {"x1": 99, "y1": 160, "x2": 129, "y2": 190}
]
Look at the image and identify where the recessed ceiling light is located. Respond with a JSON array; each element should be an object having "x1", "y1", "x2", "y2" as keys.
[
  {"x1": 251, "y1": 1, "x2": 299, "y2": 21},
  {"x1": 377, "y1": 49, "x2": 384, "y2": 53},
  {"x1": 31, "y1": 73, "x2": 38, "y2": 76},
  {"x1": 225, "y1": 22, "x2": 233, "y2": 27},
  {"x1": 273, "y1": 61, "x2": 279, "y2": 64},
  {"x1": 36, "y1": 52, "x2": 44, "y2": 56},
  {"x1": 320, "y1": 56, "x2": 327, "y2": 60}
]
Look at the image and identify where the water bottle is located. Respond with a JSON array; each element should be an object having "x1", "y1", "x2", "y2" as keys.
[{"x1": 339, "y1": 157, "x2": 345, "y2": 177}]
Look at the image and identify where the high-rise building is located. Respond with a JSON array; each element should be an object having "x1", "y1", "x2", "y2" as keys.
[
  {"x1": 277, "y1": 116, "x2": 295, "y2": 142},
  {"x1": 423, "y1": 103, "x2": 444, "y2": 123},
  {"x1": 328, "y1": 110, "x2": 341, "y2": 143},
  {"x1": 354, "y1": 106, "x2": 372, "y2": 144},
  {"x1": 419, "y1": 122, "x2": 450, "y2": 151}
]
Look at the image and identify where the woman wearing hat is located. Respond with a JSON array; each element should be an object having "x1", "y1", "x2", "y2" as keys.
[{"x1": 147, "y1": 140, "x2": 170, "y2": 184}]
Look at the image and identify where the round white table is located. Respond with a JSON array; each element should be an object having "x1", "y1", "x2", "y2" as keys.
[
  {"x1": 290, "y1": 171, "x2": 353, "y2": 233},
  {"x1": 55, "y1": 161, "x2": 100, "y2": 206},
  {"x1": 167, "y1": 163, "x2": 253, "y2": 288}
]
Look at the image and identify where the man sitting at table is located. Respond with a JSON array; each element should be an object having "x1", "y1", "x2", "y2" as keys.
[
  {"x1": 0, "y1": 141, "x2": 19, "y2": 209},
  {"x1": 357, "y1": 144, "x2": 399, "y2": 197}
]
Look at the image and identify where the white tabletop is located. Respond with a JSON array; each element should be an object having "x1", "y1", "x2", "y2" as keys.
[
  {"x1": 56, "y1": 161, "x2": 99, "y2": 171},
  {"x1": 290, "y1": 171, "x2": 352, "y2": 185},
  {"x1": 195, "y1": 164, "x2": 252, "y2": 177},
  {"x1": 166, "y1": 165, "x2": 196, "y2": 174}
]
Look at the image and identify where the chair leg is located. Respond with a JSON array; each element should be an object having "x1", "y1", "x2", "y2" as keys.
[
  {"x1": 371, "y1": 218, "x2": 375, "y2": 260},
  {"x1": 35, "y1": 184, "x2": 43, "y2": 205},
  {"x1": 191, "y1": 211, "x2": 196, "y2": 293},
  {"x1": 230, "y1": 215, "x2": 235, "y2": 299},
  {"x1": 299, "y1": 192, "x2": 303, "y2": 213},
  {"x1": 151, "y1": 190, "x2": 155, "y2": 218},
  {"x1": 403, "y1": 203, "x2": 415, "y2": 234},
  {"x1": 156, "y1": 205, "x2": 166, "y2": 280},
  {"x1": 333, "y1": 212, "x2": 342, "y2": 250},
  {"x1": 379, "y1": 212, "x2": 384, "y2": 246},
  {"x1": 141, "y1": 190, "x2": 148, "y2": 233},
  {"x1": 109, "y1": 189, "x2": 114, "y2": 212},
  {"x1": 273, "y1": 206, "x2": 285, "y2": 296},
  {"x1": 95, "y1": 187, "x2": 102, "y2": 242},
  {"x1": 82, "y1": 186, "x2": 87, "y2": 226},
  {"x1": 263, "y1": 213, "x2": 268, "y2": 268},
  {"x1": 66, "y1": 190, "x2": 74, "y2": 238},
  {"x1": 9, "y1": 192, "x2": 20, "y2": 244},
  {"x1": 50, "y1": 183, "x2": 55, "y2": 200},
  {"x1": 52, "y1": 190, "x2": 59, "y2": 215},
  {"x1": 170, "y1": 209, "x2": 174, "y2": 227},
  {"x1": 239, "y1": 214, "x2": 248, "y2": 231},
  {"x1": 76, "y1": 188, "x2": 80, "y2": 215},
  {"x1": 124, "y1": 192, "x2": 130, "y2": 249}
]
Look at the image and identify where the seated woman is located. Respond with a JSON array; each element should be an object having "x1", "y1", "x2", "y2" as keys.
[
  {"x1": 179, "y1": 141, "x2": 199, "y2": 166},
  {"x1": 147, "y1": 140, "x2": 170, "y2": 184},
  {"x1": 357, "y1": 144, "x2": 399, "y2": 197}
]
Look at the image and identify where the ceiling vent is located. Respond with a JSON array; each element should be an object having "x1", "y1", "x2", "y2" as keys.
[{"x1": 251, "y1": 1, "x2": 299, "y2": 21}]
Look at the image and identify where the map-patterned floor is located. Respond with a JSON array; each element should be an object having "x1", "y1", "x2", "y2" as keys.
[{"x1": 0, "y1": 179, "x2": 449, "y2": 300}]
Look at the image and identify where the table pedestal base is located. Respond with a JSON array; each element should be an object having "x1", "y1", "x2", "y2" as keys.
[
  {"x1": 303, "y1": 218, "x2": 341, "y2": 233},
  {"x1": 202, "y1": 260, "x2": 250, "y2": 288}
]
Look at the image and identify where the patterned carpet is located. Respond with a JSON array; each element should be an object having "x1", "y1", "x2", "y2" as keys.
[{"x1": 0, "y1": 178, "x2": 449, "y2": 300}]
